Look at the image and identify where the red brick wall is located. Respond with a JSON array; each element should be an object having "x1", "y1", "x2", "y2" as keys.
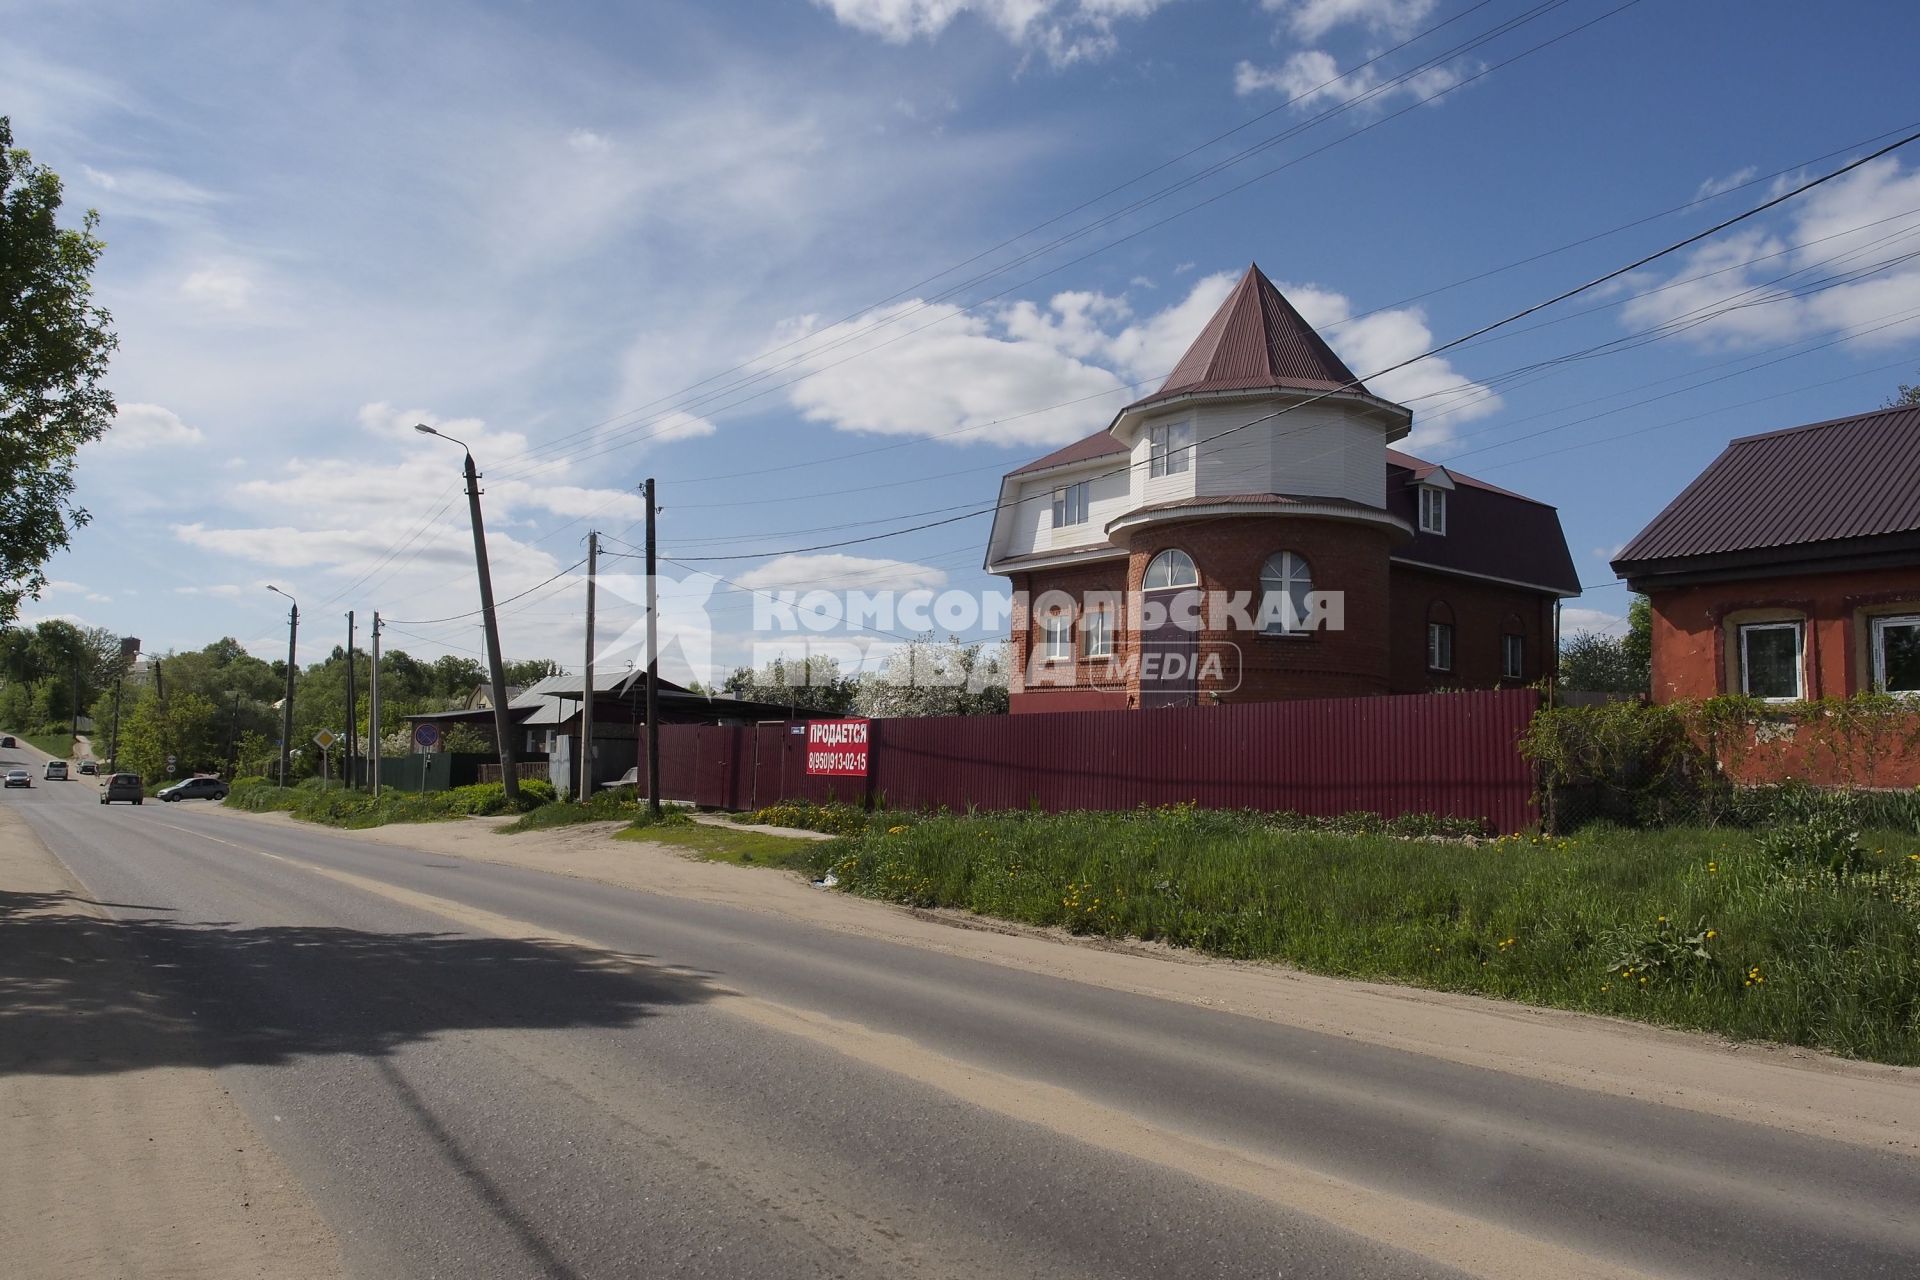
[
  {"x1": 1646, "y1": 566, "x2": 1920, "y2": 702},
  {"x1": 1010, "y1": 561, "x2": 1130, "y2": 711},
  {"x1": 1386, "y1": 564, "x2": 1557, "y2": 694}
]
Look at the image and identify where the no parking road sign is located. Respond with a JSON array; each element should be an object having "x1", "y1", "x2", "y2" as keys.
[{"x1": 413, "y1": 723, "x2": 440, "y2": 751}]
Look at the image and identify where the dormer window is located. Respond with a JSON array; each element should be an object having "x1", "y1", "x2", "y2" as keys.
[
  {"x1": 1148, "y1": 421, "x2": 1192, "y2": 479},
  {"x1": 1418, "y1": 485, "x2": 1448, "y2": 535},
  {"x1": 1052, "y1": 480, "x2": 1090, "y2": 528}
]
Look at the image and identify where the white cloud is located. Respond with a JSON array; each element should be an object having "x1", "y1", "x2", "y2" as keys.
[
  {"x1": 771, "y1": 269, "x2": 1495, "y2": 452},
  {"x1": 1265, "y1": 0, "x2": 1436, "y2": 40},
  {"x1": 735, "y1": 553, "x2": 950, "y2": 593},
  {"x1": 100, "y1": 403, "x2": 206, "y2": 450},
  {"x1": 1234, "y1": 48, "x2": 1466, "y2": 109},
  {"x1": 1694, "y1": 165, "x2": 1757, "y2": 201},
  {"x1": 1561, "y1": 606, "x2": 1627, "y2": 638},
  {"x1": 1619, "y1": 157, "x2": 1920, "y2": 352},
  {"x1": 43, "y1": 579, "x2": 112, "y2": 603},
  {"x1": 813, "y1": 0, "x2": 1175, "y2": 67},
  {"x1": 179, "y1": 264, "x2": 255, "y2": 312},
  {"x1": 566, "y1": 128, "x2": 612, "y2": 155}
]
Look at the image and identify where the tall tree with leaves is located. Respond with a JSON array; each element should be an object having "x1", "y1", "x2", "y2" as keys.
[{"x1": 1, "y1": 117, "x2": 117, "y2": 627}]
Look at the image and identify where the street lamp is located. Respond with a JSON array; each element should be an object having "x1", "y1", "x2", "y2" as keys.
[
  {"x1": 267, "y1": 585, "x2": 298, "y2": 785},
  {"x1": 413, "y1": 423, "x2": 521, "y2": 802}
]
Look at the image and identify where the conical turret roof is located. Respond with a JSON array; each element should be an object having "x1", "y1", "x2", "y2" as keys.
[{"x1": 1136, "y1": 263, "x2": 1364, "y2": 409}]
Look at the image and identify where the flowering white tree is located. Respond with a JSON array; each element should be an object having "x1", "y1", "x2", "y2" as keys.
[{"x1": 855, "y1": 636, "x2": 1008, "y2": 719}]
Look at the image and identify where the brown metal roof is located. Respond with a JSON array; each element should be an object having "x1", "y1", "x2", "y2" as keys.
[
  {"x1": 1007, "y1": 429, "x2": 1130, "y2": 476},
  {"x1": 1612, "y1": 405, "x2": 1920, "y2": 574},
  {"x1": 1387, "y1": 453, "x2": 1579, "y2": 595},
  {"x1": 1125, "y1": 263, "x2": 1365, "y2": 414}
]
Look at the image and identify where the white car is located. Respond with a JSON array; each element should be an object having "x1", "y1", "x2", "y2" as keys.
[{"x1": 44, "y1": 760, "x2": 68, "y2": 781}]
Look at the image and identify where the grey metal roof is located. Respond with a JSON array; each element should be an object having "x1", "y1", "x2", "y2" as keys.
[{"x1": 1613, "y1": 405, "x2": 1920, "y2": 570}]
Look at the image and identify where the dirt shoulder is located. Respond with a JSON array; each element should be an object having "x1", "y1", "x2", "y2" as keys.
[
  {"x1": 0, "y1": 807, "x2": 343, "y2": 1280},
  {"x1": 205, "y1": 804, "x2": 1920, "y2": 1155}
]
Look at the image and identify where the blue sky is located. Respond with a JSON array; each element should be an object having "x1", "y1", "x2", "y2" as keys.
[{"x1": 8, "y1": 0, "x2": 1920, "y2": 676}]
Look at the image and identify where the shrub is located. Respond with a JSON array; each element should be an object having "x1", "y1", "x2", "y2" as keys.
[{"x1": 734, "y1": 800, "x2": 875, "y2": 837}]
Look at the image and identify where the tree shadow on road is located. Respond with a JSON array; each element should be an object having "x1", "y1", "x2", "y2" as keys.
[{"x1": 0, "y1": 888, "x2": 723, "y2": 1077}]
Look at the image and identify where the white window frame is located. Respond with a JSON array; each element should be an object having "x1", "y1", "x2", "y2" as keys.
[
  {"x1": 1051, "y1": 480, "x2": 1090, "y2": 529},
  {"x1": 1259, "y1": 551, "x2": 1313, "y2": 635},
  {"x1": 1427, "y1": 621, "x2": 1453, "y2": 673},
  {"x1": 1040, "y1": 613, "x2": 1074, "y2": 663},
  {"x1": 1502, "y1": 633, "x2": 1524, "y2": 680},
  {"x1": 1738, "y1": 620, "x2": 1804, "y2": 702},
  {"x1": 1143, "y1": 548, "x2": 1199, "y2": 591},
  {"x1": 1871, "y1": 613, "x2": 1920, "y2": 695},
  {"x1": 1083, "y1": 605, "x2": 1113, "y2": 658},
  {"x1": 1418, "y1": 485, "x2": 1448, "y2": 535},
  {"x1": 1148, "y1": 421, "x2": 1192, "y2": 479}
]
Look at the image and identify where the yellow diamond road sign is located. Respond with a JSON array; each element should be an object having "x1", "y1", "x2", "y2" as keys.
[{"x1": 313, "y1": 730, "x2": 337, "y2": 750}]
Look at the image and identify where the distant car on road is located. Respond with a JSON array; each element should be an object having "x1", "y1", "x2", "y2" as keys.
[
  {"x1": 77, "y1": 760, "x2": 97, "y2": 775},
  {"x1": 4, "y1": 768, "x2": 30, "y2": 789},
  {"x1": 158, "y1": 776, "x2": 228, "y2": 803},
  {"x1": 44, "y1": 760, "x2": 68, "y2": 781},
  {"x1": 100, "y1": 773, "x2": 144, "y2": 805},
  {"x1": 0, "y1": 735, "x2": 15, "y2": 748}
]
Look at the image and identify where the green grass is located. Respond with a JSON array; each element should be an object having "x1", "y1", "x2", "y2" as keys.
[
  {"x1": 806, "y1": 806, "x2": 1920, "y2": 1065},
  {"x1": 21, "y1": 732, "x2": 73, "y2": 759},
  {"x1": 223, "y1": 778, "x2": 556, "y2": 828},
  {"x1": 617, "y1": 821, "x2": 822, "y2": 867},
  {"x1": 495, "y1": 789, "x2": 651, "y2": 833}
]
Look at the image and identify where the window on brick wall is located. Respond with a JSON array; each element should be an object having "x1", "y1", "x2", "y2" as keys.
[
  {"x1": 1871, "y1": 614, "x2": 1920, "y2": 695},
  {"x1": 1502, "y1": 633, "x2": 1524, "y2": 680},
  {"x1": 1083, "y1": 605, "x2": 1113, "y2": 658},
  {"x1": 1258, "y1": 551, "x2": 1313, "y2": 634},
  {"x1": 1427, "y1": 621, "x2": 1454, "y2": 673},
  {"x1": 1143, "y1": 548, "x2": 1198, "y2": 590},
  {"x1": 1041, "y1": 612, "x2": 1073, "y2": 663},
  {"x1": 1738, "y1": 621, "x2": 1803, "y2": 700}
]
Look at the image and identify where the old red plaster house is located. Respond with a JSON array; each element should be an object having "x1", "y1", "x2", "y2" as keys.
[
  {"x1": 984, "y1": 263, "x2": 1579, "y2": 713},
  {"x1": 1611, "y1": 405, "x2": 1920, "y2": 704}
]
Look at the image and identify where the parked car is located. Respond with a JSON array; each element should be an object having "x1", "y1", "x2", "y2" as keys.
[
  {"x1": 600, "y1": 767, "x2": 639, "y2": 791},
  {"x1": 100, "y1": 773, "x2": 144, "y2": 804},
  {"x1": 158, "y1": 776, "x2": 228, "y2": 803},
  {"x1": 44, "y1": 760, "x2": 67, "y2": 781},
  {"x1": 77, "y1": 760, "x2": 98, "y2": 775},
  {"x1": 4, "y1": 768, "x2": 30, "y2": 789}
]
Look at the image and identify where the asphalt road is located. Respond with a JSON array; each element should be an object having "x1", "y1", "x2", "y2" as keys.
[{"x1": 5, "y1": 754, "x2": 1918, "y2": 1279}]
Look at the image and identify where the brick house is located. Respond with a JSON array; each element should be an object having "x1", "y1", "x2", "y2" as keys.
[
  {"x1": 1611, "y1": 405, "x2": 1920, "y2": 704},
  {"x1": 984, "y1": 263, "x2": 1579, "y2": 713}
]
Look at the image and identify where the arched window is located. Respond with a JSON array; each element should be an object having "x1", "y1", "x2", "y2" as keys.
[
  {"x1": 1259, "y1": 551, "x2": 1313, "y2": 633},
  {"x1": 1143, "y1": 548, "x2": 1198, "y2": 591}
]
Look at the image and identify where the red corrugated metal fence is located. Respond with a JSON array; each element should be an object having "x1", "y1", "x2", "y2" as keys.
[{"x1": 642, "y1": 689, "x2": 1539, "y2": 831}]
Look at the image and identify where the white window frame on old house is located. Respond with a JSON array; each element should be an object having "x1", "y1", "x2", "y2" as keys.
[
  {"x1": 1502, "y1": 633, "x2": 1524, "y2": 680},
  {"x1": 1427, "y1": 621, "x2": 1454, "y2": 673},
  {"x1": 1051, "y1": 480, "x2": 1090, "y2": 528},
  {"x1": 1258, "y1": 551, "x2": 1313, "y2": 634},
  {"x1": 1418, "y1": 485, "x2": 1448, "y2": 535},
  {"x1": 1871, "y1": 614, "x2": 1920, "y2": 695},
  {"x1": 1040, "y1": 612, "x2": 1074, "y2": 663},
  {"x1": 1083, "y1": 604, "x2": 1114, "y2": 658},
  {"x1": 1738, "y1": 620, "x2": 1804, "y2": 701},
  {"x1": 1148, "y1": 421, "x2": 1192, "y2": 479}
]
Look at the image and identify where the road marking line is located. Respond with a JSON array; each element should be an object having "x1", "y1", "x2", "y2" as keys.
[{"x1": 196, "y1": 838, "x2": 1659, "y2": 1280}]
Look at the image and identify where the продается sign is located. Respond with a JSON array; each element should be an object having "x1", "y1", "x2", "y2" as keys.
[{"x1": 804, "y1": 718, "x2": 869, "y2": 777}]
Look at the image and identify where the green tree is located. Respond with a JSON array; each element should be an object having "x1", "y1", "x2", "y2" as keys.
[
  {"x1": 854, "y1": 636, "x2": 1009, "y2": 718},
  {"x1": 0, "y1": 118, "x2": 118, "y2": 626},
  {"x1": 723, "y1": 654, "x2": 858, "y2": 714},
  {"x1": 117, "y1": 688, "x2": 220, "y2": 781},
  {"x1": 1558, "y1": 596, "x2": 1651, "y2": 695},
  {"x1": 1884, "y1": 379, "x2": 1920, "y2": 408}
]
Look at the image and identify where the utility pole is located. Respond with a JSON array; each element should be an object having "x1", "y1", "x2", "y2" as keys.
[
  {"x1": 345, "y1": 610, "x2": 357, "y2": 789},
  {"x1": 413, "y1": 425, "x2": 521, "y2": 802},
  {"x1": 580, "y1": 531, "x2": 597, "y2": 804},
  {"x1": 370, "y1": 612, "x2": 382, "y2": 797},
  {"x1": 268, "y1": 586, "x2": 298, "y2": 785},
  {"x1": 644, "y1": 477, "x2": 660, "y2": 818}
]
